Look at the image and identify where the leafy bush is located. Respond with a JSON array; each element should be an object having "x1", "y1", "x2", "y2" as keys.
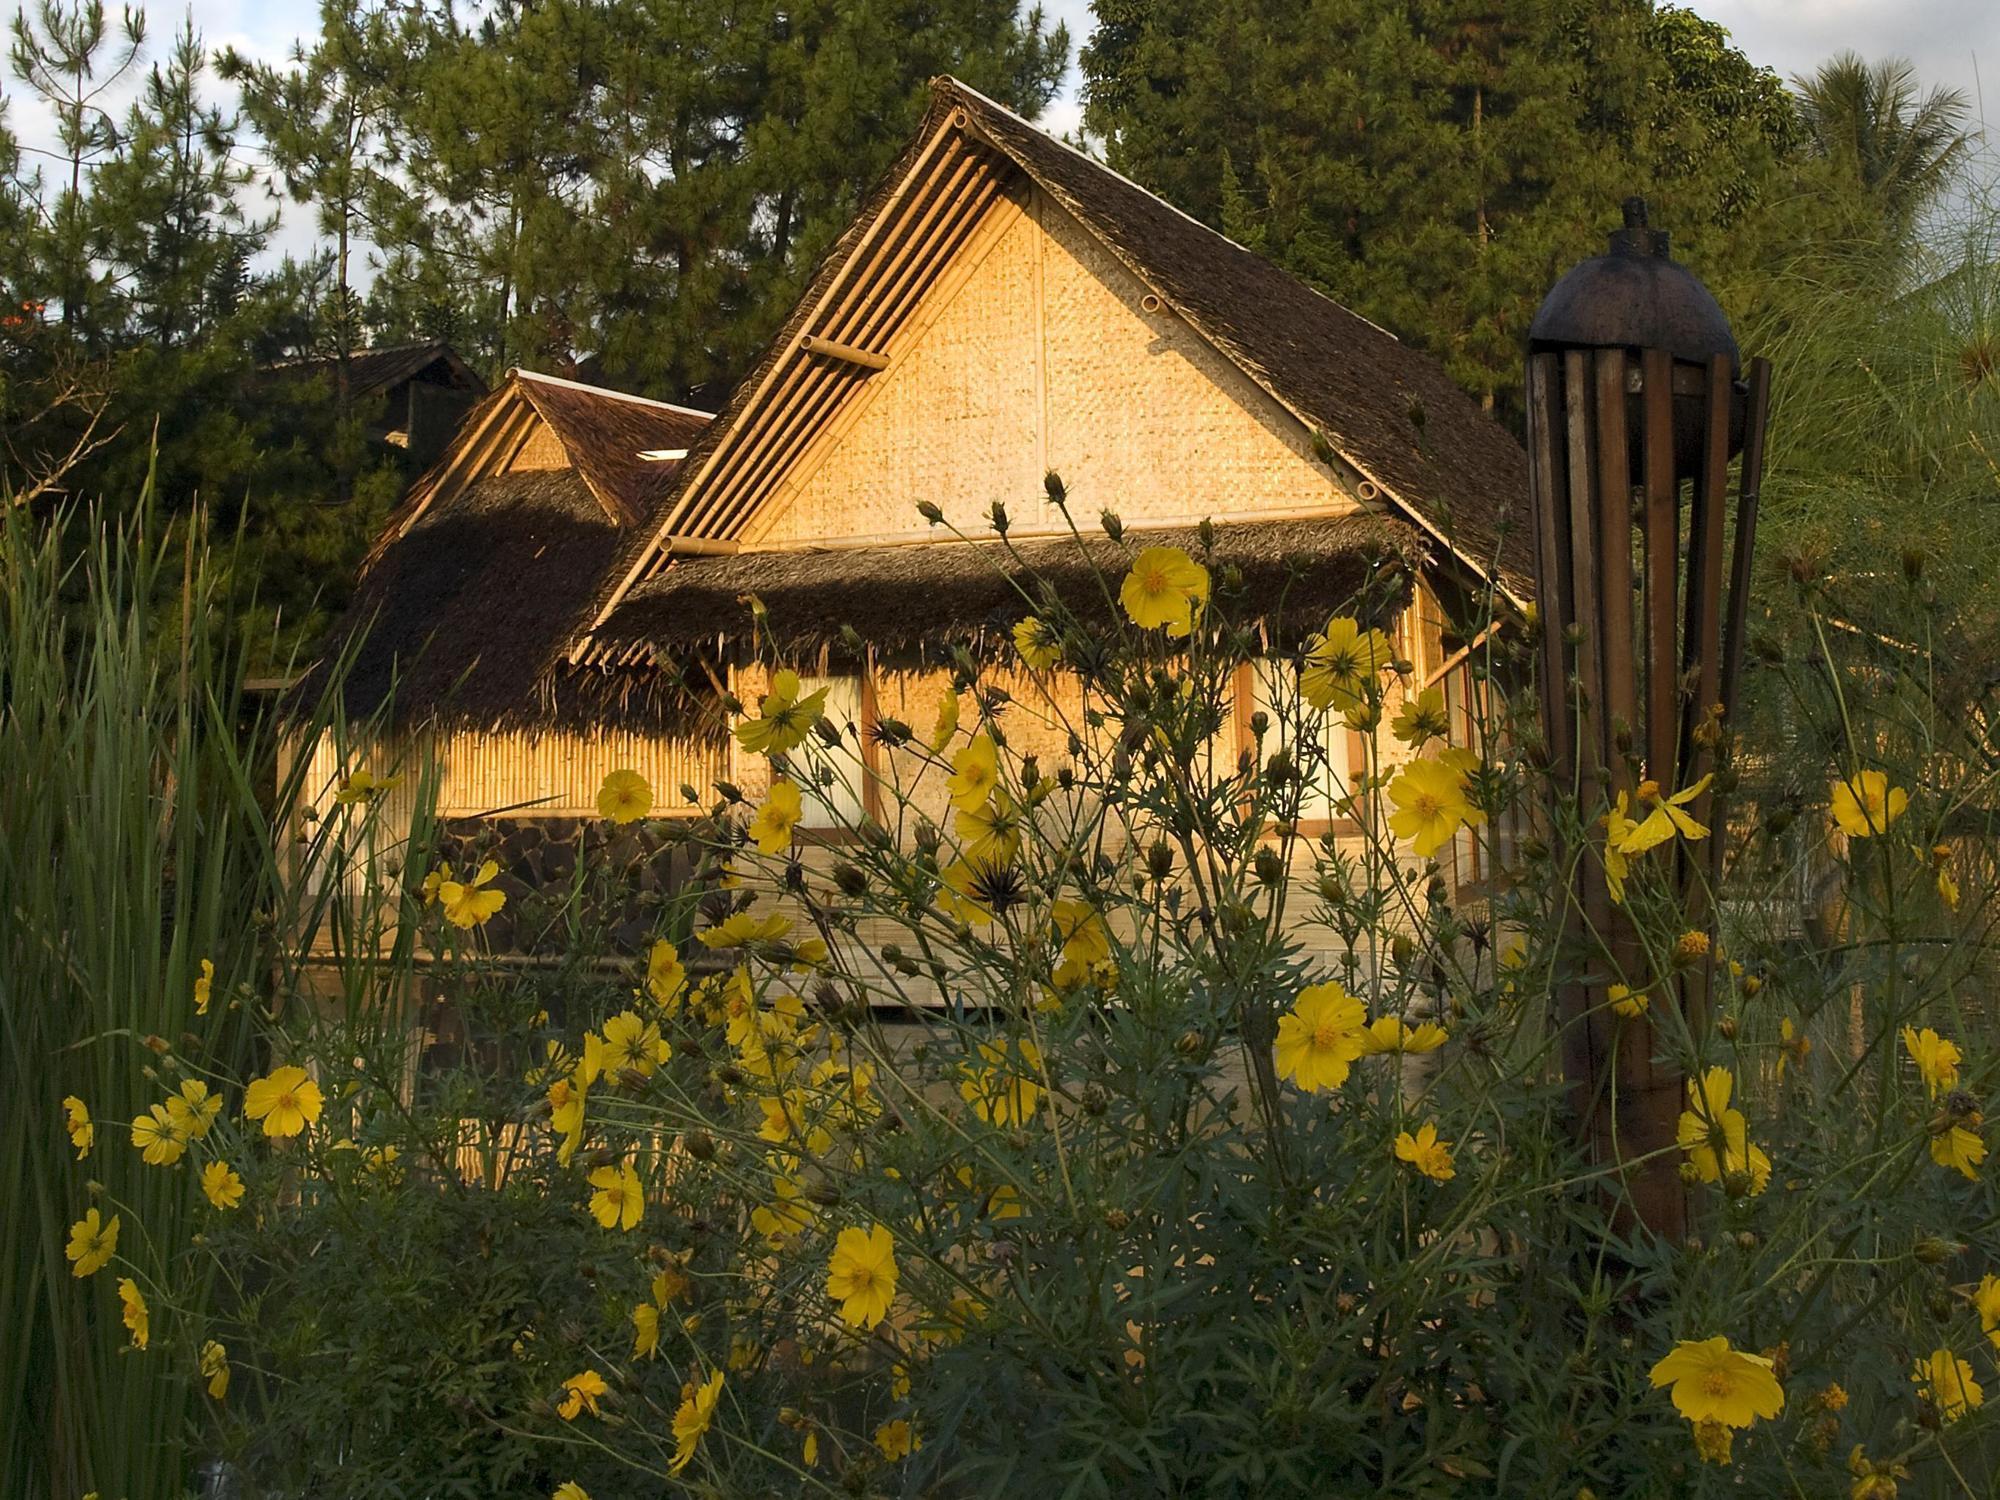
[{"x1": 33, "y1": 492, "x2": 2000, "y2": 1499}]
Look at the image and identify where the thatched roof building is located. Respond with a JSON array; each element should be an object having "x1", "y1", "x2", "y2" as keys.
[
  {"x1": 307, "y1": 74, "x2": 1530, "y2": 740},
  {"x1": 263, "y1": 340, "x2": 488, "y2": 465},
  {"x1": 311, "y1": 370, "x2": 711, "y2": 729}
]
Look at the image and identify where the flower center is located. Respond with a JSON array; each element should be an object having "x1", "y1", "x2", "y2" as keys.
[
  {"x1": 1311, "y1": 1024, "x2": 1344, "y2": 1050},
  {"x1": 1701, "y1": 1370, "x2": 1733, "y2": 1397}
]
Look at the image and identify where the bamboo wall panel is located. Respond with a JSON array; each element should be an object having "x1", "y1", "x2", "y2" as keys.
[
  {"x1": 423, "y1": 729, "x2": 724, "y2": 817},
  {"x1": 505, "y1": 422, "x2": 571, "y2": 471},
  {"x1": 749, "y1": 187, "x2": 1352, "y2": 547}
]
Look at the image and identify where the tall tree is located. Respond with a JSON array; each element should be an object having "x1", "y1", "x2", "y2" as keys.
[
  {"x1": 93, "y1": 18, "x2": 268, "y2": 347},
  {"x1": 7, "y1": 0, "x2": 145, "y2": 339},
  {"x1": 1082, "y1": 0, "x2": 1815, "y2": 415},
  {"x1": 372, "y1": 0, "x2": 1068, "y2": 402},
  {"x1": 221, "y1": 0, "x2": 406, "y2": 475},
  {"x1": 1795, "y1": 52, "x2": 1970, "y2": 245}
]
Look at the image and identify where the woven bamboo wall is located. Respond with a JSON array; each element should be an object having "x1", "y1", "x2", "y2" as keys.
[
  {"x1": 745, "y1": 185, "x2": 1351, "y2": 548},
  {"x1": 505, "y1": 421, "x2": 570, "y2": 471}
]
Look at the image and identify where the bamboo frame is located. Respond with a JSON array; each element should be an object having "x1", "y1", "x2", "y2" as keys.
[{"x1": 1527, "y1": 339, "x2": 1772, "y2": 1242}]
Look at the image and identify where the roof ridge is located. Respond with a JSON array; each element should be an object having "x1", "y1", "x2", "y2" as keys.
[
  {"x1": 512, "y1": 367, "x2": 715, "y2": 420},
  {"x1": 934, "y1": 75, "x2": 1402, "y2": 345}
]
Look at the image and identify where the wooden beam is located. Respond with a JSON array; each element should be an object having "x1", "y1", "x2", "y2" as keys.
[{"x1": 798, "y1": 335, "x2": 889, "y2": 370}]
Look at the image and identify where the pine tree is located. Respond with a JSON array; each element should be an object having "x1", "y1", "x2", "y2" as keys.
[
  {"x1": 93, "y1": 19, "x2": 269, "y2": 348},
  {"x1": 220, "y1": 0, "x2": 406, "y2": 466},
  {"x1": 370, "y1": 0, "x2": 1069, "y2": 401},
  {"x1": 1081, "y1": 0, "x2": 1817, "y2": 416},
  {"x1": 7, "y1": 0, "x2": 146, "y2": 340}
]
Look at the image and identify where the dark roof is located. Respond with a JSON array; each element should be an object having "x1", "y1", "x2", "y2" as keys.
[
  {"x1": 581, "y1": 77, "x2": 1531, "y2": 637},
  {"x1": 263, "y1": 341, "x2": 487, "y2": 401},
  {"x1": 514, "y1": 372, "x2": 710, "y2": 524},
  {"x1": 945, "y1": 82, "x2": 1532, "y2": 600},
  {"x1": 318, "y1": 468, "x2": 705, "y2": 731},
  {"x1": 595, "y1": 515, "x2": 1422, "y2": 662}
]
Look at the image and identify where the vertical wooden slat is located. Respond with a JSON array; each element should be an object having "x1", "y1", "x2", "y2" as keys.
[
  {"x1": 1640, "y1": 349, "x2": 1678, "y2": 787},
  {"x1": 1719, "y1": 358, "x2": 1772, "y2": 715},
  {"x1": 1592, "y1": 350, "x2": 1637, "y2": 794},
  {"x1": 1525, "y1": 354, "x2": 1572, "y2": 785}
]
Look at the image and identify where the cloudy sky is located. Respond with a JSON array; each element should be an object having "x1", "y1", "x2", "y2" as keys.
[{"x1": 6, "y1": 0, "x2": 1993, "y2": 254}]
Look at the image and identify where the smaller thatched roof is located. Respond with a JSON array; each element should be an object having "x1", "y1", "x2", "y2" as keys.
[
  {"x1": 262, "y1": 340, "x2": 486, "y2": 401},
  {"x1": 594, "y1": 514, "x2": 1422, "y2": 662},
  {"x1": 513, "y1": 371, "x2": 710, "y2": 525}
]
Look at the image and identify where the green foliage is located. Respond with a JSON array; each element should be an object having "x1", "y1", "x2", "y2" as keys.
[{"x1": 1079, "y1": 0, "x2": 1889, "y2": 416}]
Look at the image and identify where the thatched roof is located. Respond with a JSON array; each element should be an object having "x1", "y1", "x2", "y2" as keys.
[
  {"x1": 583, "y1": 76, "x2": 1532, "y2": 636},
  {"x1": 947, "y1": 82, "x2": 1533, "y2": 601},
  {"x1": 594, "y1": 515, "x2": 1422, "y2": 662},
  {"x1": 262, "y1": 340, "x2": 486, "y2": 401},
  {"x1": 513, "y1": 371, "x2": 710, "y2": 525},
  {"x1": 303, "y1": 373, "x2": 714, "y2": 731}
]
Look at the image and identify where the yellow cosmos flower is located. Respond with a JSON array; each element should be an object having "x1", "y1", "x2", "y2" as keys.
[
  {"x1": 167, "y1": 1079, "x2": 221, "y2": 1139},
  {"x1": 243, "y1": 1065, "x2": 324, "y2": 1139},
  {"x1": 646, "y1": 939, "x2": 686, "y2": 1009},
  {"x1": 1931, "y1": 1121, "x2": 1987, "y2": 1179},
  {"x1": 200, "y1": 1339, "x2": 229, "y2": 1399},
  {"x1": 751, "y1": 1171, "x2": 818, "y2": 1248},
  {"x1": 1118, "y1": 545, "x2": 1209, "y2": 636},
  {"x1": 557, "y1": 1369, "x2": 608, "y2": 1420},
  {"x1": 553, "y1": 1484, "x2": 590, "y2": 1500},
  {"x1": 1013, "y1": 615, "x2": 1062, "y2": 670},
  {"x1": 419, "y1": 861, "x2": 452, "y2": 906},
  {"x1": 1608, "y1": 984, "x2": 1649, "y2": 1019},
  {"x1": 118, "y1": 1277, "x2": 149, "y2": 1349},
  {"x1": 1051, "y1": 899, "x2": 1113, "y2": 988},
  {"x1": 1386, "y1": 756, "x2": 1484, "y2": 858},
  {"x1": 1676, "y1": 1067, "x2": 1771, "y2": 1195},
  {"x1": 587, "y1": 1161, "x2": 645, "y2": 1231},
  {"x1": 827, "y1": 1223, "x2": 898, "y2": 1329},
  {"x1": 66, "y1": 1208, "x2": 118, "y2": 1277},
  {"x1": 1358, "y1": 1015, "x2": 1449, "y2": 1055},
  {"x1": 1648, "y1": 1336, "x2": 1784, "y2": 1428},
  {"x1": 596, "y1": 769, "x2": 652, "y2": 824},
  {"x1": 334, "y1": 767, "x2": 404, "y2": 804},
  {"x1": 954, "y1": 787, "x2": 1022, "y2": 865},
  {"x1": 748, "y1": 778, "x2": 803, "y2": 854},
  {"x1": 1830, "y1": 770, "x2": 1908, "y2": 838},
  {"x1": 946, "y1": 733, "x2": 1000, "y2": 811},
  {"x1": 595, "y1": 1010, "x2": 671, "y2": 1079},
  {"x1": 959, "y1": 1037, "x2": 1044, "y2": 1126},
  {"x1": 201, "y1": 1160, "x2": 245, "y2": 1210},
  {"x1": 734, "y1": 669, "x2": 829, "y2": 756},
  {"x1": 1934, "y1": 843, "x2": 1960, "y2": 910},
  {"x1": 1301, "y1": 616, "x2": 1392, "y2": 711},
  {"x1": 696, "y1": 910, "x2": 793, "y2": 949},
  {"x1": 1274, "y1": 981, "x2": 1369, "y2": 1092},
  {"x1": 670, "y1": 1368, "x2": 725, "y2": 1474},
  {"x1": 1614, "y1": 775, "x2": 1712, "y2": 857},
  {"x1": 439, "y1": 859, "x2": 506, "y2": 928},
  {"x1": 632, "y1": 1302, "x2": 661, "y2": 1359},
  {"x1": 130, "y1": 1104, "x2": 189, "y2": 1166},
  {"x1": 62, "y1": 1095, "x2": 93, "y2": 1158},
  {"x1": 874, "y1": 1417, "x2": 921, "y2": 1460},
  {"x1": 193, "y1": 957, "x2": 214, "y2": 1015},
  {"x1": 1393, "y1": 1122, "x2": 1455, "y2": 1181},
  {"x1": 929, "y1": 687, "x2": 960, "y2": 751},
  {"x1": 1602, "y1": 792, "x2": 1637, "y2": 902},
  {"x1": 938, "y1": 852, "x2": 1014, "y2": 924},
  {"x1": 549, "y1": 1076, "x2": 587, "y2": 1166},
  {"x1": 1913, "y1": 1348, "x2": 1984, "y2": 1422},
  {"x1": 1391, "y1": 686, "x2": 1449, "y2": 746},
  {"x1": 1777, "y1": 1016, "x2": 1811, "y2": 1079},
  {"x1": 1902, "y1": 1026, "x2": 1961, "y2": 1096},
  {"x1": 1977, "y1": 1274, "x2": 2000, "y2": 1351}
]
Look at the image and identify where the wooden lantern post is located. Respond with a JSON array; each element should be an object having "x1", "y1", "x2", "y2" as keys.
[{"x1": 1524, "y1": 198, "x2": 1773, "y2": 1240}]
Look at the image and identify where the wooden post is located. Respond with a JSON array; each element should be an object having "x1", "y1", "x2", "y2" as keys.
[{"x1": 1525, "y1": 199, "x2": 1774, "y2": 1242}]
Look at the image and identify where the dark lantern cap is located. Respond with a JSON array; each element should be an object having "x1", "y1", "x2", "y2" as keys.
[{"x1": 1529, "y1": 198, "x2": 1739, "y2": 372}]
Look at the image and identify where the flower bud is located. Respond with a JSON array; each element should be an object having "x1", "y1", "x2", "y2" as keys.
[
  {"x1": 1099, "y1": 510, "x2": 1123, "y2": 542},
  {"x1": 1146, "y1": 841, "x2": 1175, "y2": 879},
  {"x1": 683, "y1": 1131, "x2": 715, "y2": 1161},
  {"x1": 916, "y1": 500, "x2": 944, "y2": 525},
  {"x1": 1102, "y1": 1206, "x2": 1130, "y2": 1231},
  {"x1": 1044, "y1": 470, "x2": 1066, "y2": 504},
  {"x1": 989, "y1": 500, "x2": 1010, "y2": 535},
  {"x1": 1253, "y1": 849, "x2": 1284, "y2": 887}
]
